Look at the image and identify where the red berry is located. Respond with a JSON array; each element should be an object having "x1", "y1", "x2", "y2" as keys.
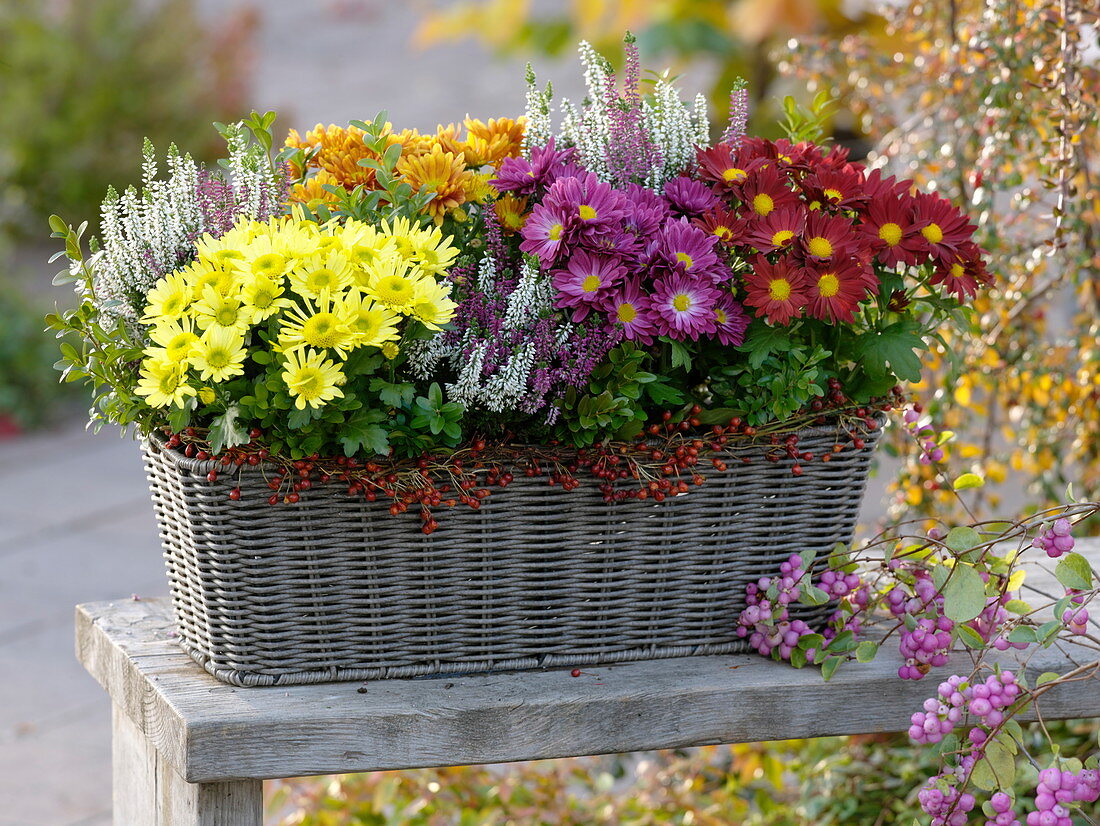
[
  {"x1": 207, "y1": 470, "x2": 218, "y2": 483},
  {"x1": 570, "y1": 668, "x2": 582, "y2": 678},
  {"x1": 228, "y1": 488, "x2": 241, "y2": 501}
]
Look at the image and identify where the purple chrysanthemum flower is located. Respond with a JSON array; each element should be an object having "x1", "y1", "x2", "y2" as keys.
[
  {"x1": 712, "y1": 293, "x2": 749, "y2": 346},
  {"x1": 519, "y1": 202, "x2": 570, "y2": 264},
  {"x1": 601, "y1": 278, "x2": 657, "y2": 344},
  {"x1": 622, "y1": 183, "x2": 671, "y2": 216},
  {"x1": 650, "y1": 218, "x2": 723, "y2": 282},
  {"x1": 664, "y1": 176, "x2": 719, "y2": 218},
  {"x1": 648, "y1": 274, "x2": 720, "y2": 341},
  {"x1": 491, "y1": 138, "x2": 578, "y2": 197},
  {"x1": 552, "y1": 250, "x2": 626, "y2": 321},
  {"x1": 542, "y1": 173, "x2": 627, "y2": 237}
]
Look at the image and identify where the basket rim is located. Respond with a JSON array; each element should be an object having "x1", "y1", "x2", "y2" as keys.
[{"x1": 146, "y1": 411, "x2": 889, "y2": 477}]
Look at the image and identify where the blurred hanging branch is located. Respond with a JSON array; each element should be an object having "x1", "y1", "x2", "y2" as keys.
[
  {"x1": 783, "y1": 0, "x2": 1098, "y2": 527},
  {"x1": 413, "y1": 0, "x2": 886, "y2": 138}
]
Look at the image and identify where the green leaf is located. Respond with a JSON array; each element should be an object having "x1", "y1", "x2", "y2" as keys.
[
  {"x1": 955, "y1": 624, "x2": 986, "y2": 649},
  {"x1": 855, "y1": 641, "x2": 878, "y2": 663},
  {"x1": 338, "y1": 413, "x2": 390, "y2": 457},
  {"x1": 1006, "y1": 626, "x2": 1037, "y2": 644},
  {"x1": 970, "y1": 736, "x2": 1016, "y2": 791},
  {"x1": 853, "y1": 321, "x2": 927, "y2": 382},
  {"x1": 1003, "y1": 599, "x2": 1032, "y2": 615},
  {"x1": 952, "y1": 473, "x2": 985, "y2": 490},
  {"x1": 736, "y1": 323, "x2": 792, "y2": 370},
  {"x1": 943, "y1": 562, "x2": 988, "y2": 623},
  {"x1": 1035, "y1": 671, "x2": 1061, "y2": 686},
  {"x1": 798, "y1": 585, "x2": 829, "y2": 606},
  {"x1": 820, "y1": 656, "x2": 841, "y2": 681},
  {"x1": 207, "y1": 404, "x2": 249, "y2": 454},
  {"x1": 789, "y1": 647, "x2": 807, "y2": 669},
  {"x1": 1054, "y1": 552, "x2": 1094, "y2": 591},
  {"x1": 667, "y1": 338, "x2": 692, "y2": 371}
]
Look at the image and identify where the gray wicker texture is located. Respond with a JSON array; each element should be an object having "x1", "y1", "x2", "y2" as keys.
[{"x1": 143, "y1": 420, "x2": 884, "y2": 687}]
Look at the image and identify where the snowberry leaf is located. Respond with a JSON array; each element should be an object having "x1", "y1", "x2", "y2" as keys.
[
  {"x1": 1006, "y1": 626, "x2": 1037, "y2": 644},
  {"x1": 970, "y1": 737, "x2": 1016, "y2": 791},
  {"x1": 952, "y1": 472, "x2": 985, "y2": 490},
  {"x1": 789, "y1": 647, "x2": 807, "y2": 669},
  {"x1": 943, "y1": 562, "x2": 987, "y2": 622},
  {"x1": 1003, "y1": 599, "x2": 1032, "y2": 615},
  {"x1": 1054, "y1": 552, "x2": 1094, "y2": 591},
  {"x1": 855, "y1": 641, "x2": 878, "y2": 663},
  {"x1": 955, "y1": 624, "x2": 986, "y2": 649},
  {"x1": 820, "y1": 656, "x2": 841, "y2": 682},
  {"x1": 1035, "y1": 671, "x2": 1061, "y2": 686},
  {"x1": 945, "y1": 526, "x2": 981, "y2": 556},
  {"x1": 798, "y1": 585, "x2": 829, "y2": 606}
]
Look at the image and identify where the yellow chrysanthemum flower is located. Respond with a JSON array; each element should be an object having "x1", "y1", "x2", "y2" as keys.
[
  {"x1": 187, "y1": 263, "x2": 241, "y2": 302},
  {"x1": 345, "y1": 293, "x2": 401, "y2": 348},
  {"x1": 135, "y1": 354, "x2": 196, "y2": 409},
  {"x1": 148, "y1": 317, "x2": 199, "y2": 362},
  {"x1": 396, "y1": 144, "x2": 477, "y2": 224},
  {"x1": 141, "y1": 272, "x2": 192, "y2": 324},
  {"x1": 189, "y1": 326, "x2": 247, "y2": 383},
  {"x1": 281, "y1": 348, "x2": 345, "y2": 410},
  {"x1": 241, "y1": 275, "x2": 292, "y2": 322},
  {"x1": 278, "y1": 292, "x2": 358, "y2": 358},
  {"x1": 287, "y1": 252, "x2": 354, "y2": 299},
  {"x1": 365, "y1": 256, "x2": 426, "y2": 314},
  {"x1": 193, "y1": 285, "x2": 253, "y2": 334},
  {"x1": 411, "y1": 278, "x2": 458, "y2": 331}
]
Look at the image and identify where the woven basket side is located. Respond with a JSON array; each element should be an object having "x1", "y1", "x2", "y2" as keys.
[{"x1": 145, "y1": 417, "x2": 884, "y2": 686}]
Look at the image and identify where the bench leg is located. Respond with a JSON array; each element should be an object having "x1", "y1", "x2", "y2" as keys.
[{"x1": 113, "y1": 705, "x2": 263, "y2": 825}]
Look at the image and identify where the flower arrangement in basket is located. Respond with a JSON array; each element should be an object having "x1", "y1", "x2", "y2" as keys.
[{"x1": 49, "y1": 37, "x2": 991, "y2": 686}]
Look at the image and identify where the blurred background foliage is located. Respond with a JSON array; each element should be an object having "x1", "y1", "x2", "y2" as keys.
[
  {"x1": 0, "y1": 0, "x2": 257, "y2": 241},
  {"x1": 268, "y1": 720, "x2": 1099, "y2": 825},
  {"x1": 415, "y1": 0, "x2": 887, "y2": 143}
]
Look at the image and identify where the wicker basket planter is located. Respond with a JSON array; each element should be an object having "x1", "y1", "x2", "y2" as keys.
[{"x1": 143, "y1": 418, "x2": 884, "y2": 687}]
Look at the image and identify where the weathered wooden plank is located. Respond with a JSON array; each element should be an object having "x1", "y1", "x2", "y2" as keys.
[
  {"x1": 113, "y1": 703, "x2": 262, "y2": 825},
  {"x1": 78, "y1": 539, "x2": 1100, "y2": 784}
]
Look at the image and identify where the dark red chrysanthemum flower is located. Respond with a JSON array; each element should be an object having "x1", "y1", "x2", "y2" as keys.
[
  {"x1": 802, "y1": 258, "x2": 873, "y2": 323},
  {"x1": 858, "y1": 195, "x2": 928, "y2": 268},
  {"x1": 741, "y1": 255, "x2": 809, "y2": 326},
  {"x1": 743, "y1": 207, "x2": 806, "y2": 254},
  {"x1": 695, "y1": 143, "x2": 766, "y2": 193},
  {"x1": 735, "y1": 165, "x2": 801, "y2": 220},
  {"x1": 694, "y1": 207, "x2": 748, "y2": 247},
  {"x1": 800, "y1": 167, "x2": 869, "y2": 212},
  {"x1": 799, "y1": 211, "x2": 860, "y2": 264},
  {"x1": 912, "y1": 193, "x2": 978, "y2": 264}
]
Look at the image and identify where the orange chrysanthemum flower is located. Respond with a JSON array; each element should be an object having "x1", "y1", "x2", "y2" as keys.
[
  {"x1": 494, "y1": 193, "x2": 529, "y2": 233},
  {"x1": 285, "y1": 123, "x2": 379, "y2": 189},
  {"x1": 388, "y1": 128, "x2": 438, "y2": 160},
  {"x1": 396, "y1": 144, "x2": 477, "y2": 224},
  {"x1": 463, "y1": 116, "x2": 526, "y2": 168},
  {"x1": 288, "y1": 170, "x2": 342, "y2": 207}
]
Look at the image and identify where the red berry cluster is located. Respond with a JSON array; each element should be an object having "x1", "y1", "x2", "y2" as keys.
[{"x1": 163, "y1": 393, "x2": 899, "y2": 535}]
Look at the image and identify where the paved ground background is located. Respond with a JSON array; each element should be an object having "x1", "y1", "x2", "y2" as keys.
[{"x1": 0, "y1": 4, "x2": 892, "y2": 822}]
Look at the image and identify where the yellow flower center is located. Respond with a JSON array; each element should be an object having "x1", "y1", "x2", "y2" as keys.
[
  {"x1": 713, "y1": 226, "x2": 731, "y2": 240},
  {"x1": 752, "y1": 193, "x2": 775, "y2": 216},
  {"x1": 768, "y1": 278, "x2": 792, "y2": 302},
  {"x1": 770, "y1": 229, "x2": 794, "y2": 247},
  {"x1": 950, "y1": 262, "x2": 965, "y2": 278},
  {"x1": 922, "y1": 222, "x2": 944, "y2": 244},
  {"x1": 205, "y1": 347, "x2": 231, "y2": 369},
  {"x1": 879, "y1": 222, "x2": 903, "y2": 246},
  {"x1": 375, "y1": 275, "x2": 414, "y2": 305},
  {"x1": 722, "y1": 167, "x2": 746, "y2": 182},
  {"x1": 672, "y1": 293, "x2": 692, "y2": 312},
  {"x1": 715, "y1": 308, "x2": 728, "y2": 324},
  {"x1": 617, "y1": 302, "x2": 637, "y2": 323},
  {"x1": 823, "y1": 187, "x2": 844, "y2": 202},
  {"x1": 302, "y1": 313, "x2": 341, "y2": 347},
  {"x1": 158, "y1": 371, "x2": 180, "y2": 395},
  {"x1": 306, "y1": 268, "x2": 337, "y2": 292},
  {"x1": 818, "y1": 273, "x2": 840, "y2": 298},
  {"x1": 778, "y1": 154, "x2": 792, "y2": 164},
  {"x1": 581, "y1": 274, "x2": 602, "y2": 293},
  {"x1": 163, "y1": 295, "x2": 186, "y2": 315},
  {"x1": 292, "y1": 368, "x2": 324, "y2": 398},
  {"x1": 166, "y1": 333, "x2": 197, "y2": 360},
  {"x1": 351, "y1": 245, "x2": 378, "y2": 265},
  {"x1": 215, "y1": 250, "x2": 244, "y2": 261},
  {"x1": 548, "y1": 223, "x2": 564, "y2": 241},
  {"x1": 578, "y1": 204, "x2": 598, "y2": 220},
  {"x1": 675, "y1": 251, "x2": 695, "y2": 269},
  {"x1": 808, "y1": 236, "x2": 834, "y2": 258},
  {"x1": 252, "y1": 253, "x2": 285, "y2": 276},
  {"x1": 252, "y1": 286, "x2": 276, "y2": 310},
  {"x1": 215, "y1": 305, "x2": 240, "y2": 327}
]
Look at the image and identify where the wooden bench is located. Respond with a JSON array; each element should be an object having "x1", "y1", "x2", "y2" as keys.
[{"x1": 76, "y1": 539, "x2": 1100, "y2": 825}]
